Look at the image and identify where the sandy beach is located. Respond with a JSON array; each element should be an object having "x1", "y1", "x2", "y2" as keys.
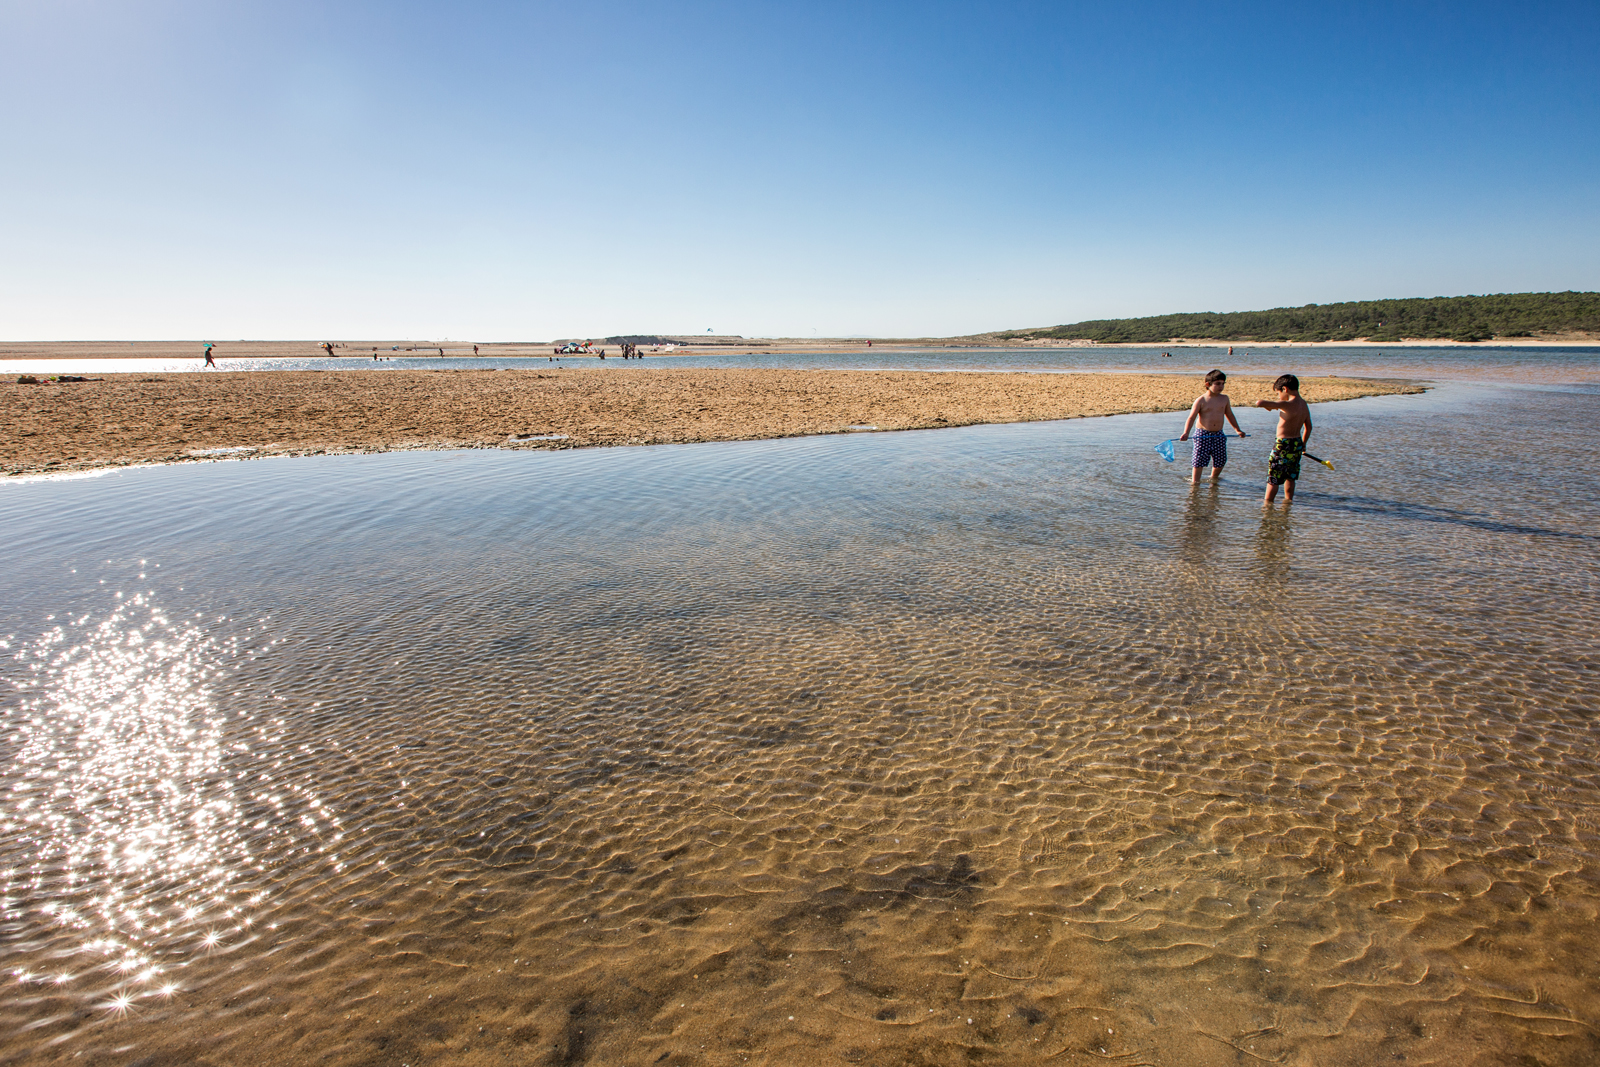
[
  {"x1": 1, "y1": 334, "x2": 1594, "y2": 365},
  {"x1": 2, "y1": 368, "x2": 1420, "y2": 477}
]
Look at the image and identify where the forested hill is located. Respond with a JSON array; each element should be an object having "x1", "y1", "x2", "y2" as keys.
[{"x1": 998, "y1": 292, "x2": 1600, "y2": 343}]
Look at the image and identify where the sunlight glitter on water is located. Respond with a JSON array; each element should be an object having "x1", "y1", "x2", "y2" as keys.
[{"x1": 1, "y1": 592, "x2": 342, "y2": 1006}]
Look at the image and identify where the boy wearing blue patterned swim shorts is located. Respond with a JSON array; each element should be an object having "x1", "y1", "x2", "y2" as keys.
[
  {"x1": 1255, "y1": 374, "x2": 1312, "y2": 505},
  {"x1": 1179, "y1": 369, "x2": 1247, "y2": 484}
]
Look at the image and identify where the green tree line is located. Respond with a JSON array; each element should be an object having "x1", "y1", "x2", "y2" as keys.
[{"x1": 1001, "y1": 292, "x2": 1600, "y2": 343}]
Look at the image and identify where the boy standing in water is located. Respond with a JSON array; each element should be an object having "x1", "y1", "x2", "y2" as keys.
[
  {"x1": 1179, "y1": 369, "x2": 1247, "y2": 484},
  {"x1": 1256, "y1": 374, "x2": 1312, "y2": 505}
]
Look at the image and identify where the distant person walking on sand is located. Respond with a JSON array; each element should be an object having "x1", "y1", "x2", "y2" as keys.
[
  {"x1": 1179, "y1": 369, "x2": 1247, "y2": 484},
  {"x1": 1256, "y1": 374, "x2": 1311, "y2": 505},
  {"x1": 203, "y1": 343, "x2": 216, "y2": 367},
  {"x1": 474, "y1": 345, "x2": 479, "y2": 355}
]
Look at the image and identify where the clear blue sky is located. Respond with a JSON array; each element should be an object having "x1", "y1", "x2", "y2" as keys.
[{"x1": 2, "y1": 0, "x2": 1596, "y2": 339}]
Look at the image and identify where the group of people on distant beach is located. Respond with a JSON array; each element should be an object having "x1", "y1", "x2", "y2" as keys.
[
  {"x1": 1180, "y1": 369, "x2": 1312, "y2": 505},
  {"x1": 619, "y1": 343, "x2": 647, "y2": 359}
]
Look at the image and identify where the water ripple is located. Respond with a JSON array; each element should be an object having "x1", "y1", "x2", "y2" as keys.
[{"x1": 0, "y1": 382, "x2": 1597, "y2": 1064}]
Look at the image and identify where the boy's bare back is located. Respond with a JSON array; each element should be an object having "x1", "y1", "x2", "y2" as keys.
[{"x1": 1261, "y1": 393, "x2": 1311, "y2": 440}]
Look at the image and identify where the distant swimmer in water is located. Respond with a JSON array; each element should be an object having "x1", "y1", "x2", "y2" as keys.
[
  {"x1": 1179, "y1": 369, "x2": 1247, "y2": 485},
  {"x1": 203, "y1": 343, "x2": 216, "y2": 367}
]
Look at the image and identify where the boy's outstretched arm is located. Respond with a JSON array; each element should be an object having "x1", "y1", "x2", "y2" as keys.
[{"x1": 1179, "y1": 398, "x2": 1201, "y2": 440}]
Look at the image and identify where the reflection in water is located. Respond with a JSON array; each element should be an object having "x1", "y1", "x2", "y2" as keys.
[
  {"x1": 0, "y1": 592, "x2": 341, "y2": 1005},
  {"x1": 1179, "y1": 482, "x2": 1224, "y2": 567},
  {"x1": 1253, "y1": 506, "x2": 1293, "y2": 581}
]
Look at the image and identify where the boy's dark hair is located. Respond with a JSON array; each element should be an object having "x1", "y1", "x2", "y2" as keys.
[
  {"x1": 1274, "y1": 373, "x2": 1299, "y2": 392},
  {"x1": 1204, "y1": 369, "x2": 1226, "y2": 385}
]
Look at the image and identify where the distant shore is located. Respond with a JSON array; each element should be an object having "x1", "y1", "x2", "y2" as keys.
[
  {"x1": 0, "y1": 335, "x2": 1595, "y2": 364},
  {"x1": 2, "y1": 368, "x2": 1422, "y2": 478},
  {"x1": 992, "y1": 336, "x2": 1600, "y2": 349}
]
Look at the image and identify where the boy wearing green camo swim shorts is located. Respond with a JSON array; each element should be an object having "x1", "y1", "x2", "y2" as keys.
[{"x1": 1254, "y1": 374, "x2": 1312, "y2": 505}]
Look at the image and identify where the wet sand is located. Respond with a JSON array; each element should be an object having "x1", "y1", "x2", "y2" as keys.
[{"x1": 2, "y1": 369, "x2": 1420, "y2": 476}]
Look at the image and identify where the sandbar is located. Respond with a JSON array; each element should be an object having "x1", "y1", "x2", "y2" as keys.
[{"x1": 2, "y1": 368, "x2": 1422, "y2": 477}]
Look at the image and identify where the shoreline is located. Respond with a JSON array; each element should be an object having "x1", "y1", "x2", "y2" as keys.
[
  {"x1": 991, "y1": 336, "x2": 1600, "y2": 349},
  {"x1": 2, "y1": 368, "x2": 1422, "y2": 478},
  {"x1": 0, "y1": 335, "x2": 1595, "y2": 363}
]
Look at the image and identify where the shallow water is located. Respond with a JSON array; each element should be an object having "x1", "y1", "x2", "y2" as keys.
[
  {"x1": 4, "y1": 343, "x2": 1597, "y2": 384},
  {"x1": 2, "y1": 382, "x2": 1598, "y2": 1065}
]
